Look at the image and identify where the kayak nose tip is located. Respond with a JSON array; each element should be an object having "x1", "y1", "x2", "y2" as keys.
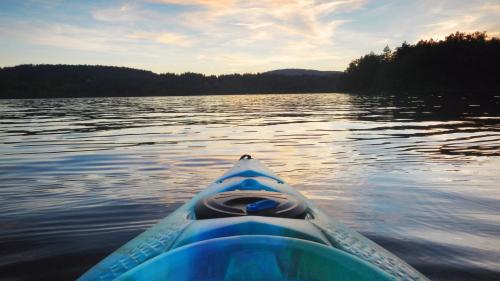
[{"x1": 239, "y1": 154, "x2": 252, "y2": 160}]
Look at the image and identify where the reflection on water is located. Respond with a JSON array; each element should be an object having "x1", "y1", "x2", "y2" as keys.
[{"x1": 0, "y1": 93, "x2": 499, "y2": 281}]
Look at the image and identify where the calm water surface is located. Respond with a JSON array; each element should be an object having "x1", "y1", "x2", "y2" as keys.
[{"x1": 0, "y1": 94, "x2": 499, "y2": 281}]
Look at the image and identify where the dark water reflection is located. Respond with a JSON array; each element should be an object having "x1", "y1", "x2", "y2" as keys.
[{"x1": 0, "y1": 94, "x2": 499, "y2": 281}]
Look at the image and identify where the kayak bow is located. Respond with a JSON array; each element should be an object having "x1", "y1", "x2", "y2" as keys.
[{"x1": 79, "y1": 155, "x2": 429, "y2": 281}]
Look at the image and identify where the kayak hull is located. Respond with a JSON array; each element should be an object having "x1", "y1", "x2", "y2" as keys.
[
  {"x1": 78, "y1": 157, "x2": 428, "y2": 281},
  {"x1": 116, "y1": 235, "x2": 393, "y2": 281}
]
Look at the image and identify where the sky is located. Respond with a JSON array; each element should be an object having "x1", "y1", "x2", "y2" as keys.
[{"x1": 0, "y1": 0, "x2": 499, "y2": 74}]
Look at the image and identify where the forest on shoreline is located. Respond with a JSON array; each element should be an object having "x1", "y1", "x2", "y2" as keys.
[
  {"x1": 0, "y1": 66, "x2": 340, "y2": 98},
  {"x1": 339, "y1": 31, "x2": 500, "y2": 94},
  {"x1": 1, "y1": 31, "x2": 498, "y2": 99}
]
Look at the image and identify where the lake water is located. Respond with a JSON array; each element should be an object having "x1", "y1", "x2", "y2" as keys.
[{"x1": 0, "y1": 93, "x2": 499, "y2": 281}]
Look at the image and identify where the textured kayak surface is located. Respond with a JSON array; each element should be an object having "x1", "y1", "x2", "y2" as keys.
[
  {"x1": 78, "y1": 157, "x2": 429, "y2": 281},
  {"x1": 116, "y1": 236, "x2": 393, "y2": 281}
]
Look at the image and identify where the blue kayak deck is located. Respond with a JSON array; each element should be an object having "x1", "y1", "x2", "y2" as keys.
[{"x1": 78, "y1": 157, "x2": 428, "y2": 281}]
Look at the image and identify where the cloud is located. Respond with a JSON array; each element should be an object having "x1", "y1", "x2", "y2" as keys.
[
  {"x1": 130, "y1": 32, "x2": 195, "y2": 47},
  {"x1": 90, "y1": 3, "x2": 179, "y2": 25},
  {"x1": 91, "y1": 4, "x2": 143, "y2": 22},
  {"x1": 22, "y1": 0, "x2": 367, "y2": 69},
  {"x1": 167, "y1": 0, "x2": 366, "y2": 57},
  {"x1": 0, "y1": 22, "x2": 127, "y2": 52},
  {"x1": 2, "y1": 0, "x2": 499, "y2": 74},
  {"x1": 417, "y1": 1, "x2": 500, "y2": 40},
  {"x1": 0, "y1": 20, "x2": 194, "y2": 55},
  {"x1": 86, "y1": 0, "x2": 364, "y2": 54},
  {"x1": 150, "y1": 0, "x2": 234, "y2": 7}
]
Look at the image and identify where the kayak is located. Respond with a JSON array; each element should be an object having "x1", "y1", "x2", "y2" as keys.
[{"x1": 78, "y1": 155, "x2": 429, "y2": 281}]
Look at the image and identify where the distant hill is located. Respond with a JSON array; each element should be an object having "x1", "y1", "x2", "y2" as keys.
[
  {"x1": 264, "y1": 69, "x2": 342, "y2": 77},
  {"x1": 0, "y1": 64, "x2": 340, "y2": 98}
]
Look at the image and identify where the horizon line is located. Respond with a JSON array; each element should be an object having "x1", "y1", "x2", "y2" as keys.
[{"x1": 0, "y1": 64, "x2": 346, "y2": 76}]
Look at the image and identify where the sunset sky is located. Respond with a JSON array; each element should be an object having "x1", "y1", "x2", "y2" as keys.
[{"x1": 1, "y1": 0, "x2": 499, "y2": 74}]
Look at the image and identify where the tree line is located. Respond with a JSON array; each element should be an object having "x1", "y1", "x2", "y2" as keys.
[
  {"x1": 0, "y1": 65, "x2": 340, "y2": 98},
  {"x1": 1, "y1": 31, "x2": 499, "y2": 98},
  {"x1": 339, "y1": 31, "x2": 500, "y2": 94}
]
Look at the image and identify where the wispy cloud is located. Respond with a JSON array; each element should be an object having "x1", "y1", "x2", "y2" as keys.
[
  {"x1": 91, "y1": 4, "x2": 147, "y2": 22},
  {"x1": 130, "y1": 32, "x2": 195, "y2": 47},
  {"x1": 173, "y1": 0, "x2": 364, "y2": 39},
  {"x1": 0, "y1": 22, "x2": 126, "y2": 52},
  {"x1": 151, "y1": 0, "x2": 234, "y2": 7},
  {"x1": 0, "y1": 0, "x2": 499, "y2": 74},
  {"x1": 412, "y1": 1, "x2": 500, "y2": 40}
]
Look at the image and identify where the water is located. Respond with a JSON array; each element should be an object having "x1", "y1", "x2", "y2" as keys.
[{"x1": 0, "y1": 93, "x2": 499, "y2": 281}]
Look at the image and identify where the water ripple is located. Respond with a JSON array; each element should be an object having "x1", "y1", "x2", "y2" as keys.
[{"x1": 0, "y1": 93, "x2": 499, "y2": 281}]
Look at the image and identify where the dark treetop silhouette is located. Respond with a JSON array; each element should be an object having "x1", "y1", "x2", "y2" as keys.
[
  {"x1": 0, "y1": 31, "x2": 498, "y2": 99},
  {"x1": 338, "y1": 31, "x2": 500, "y2": 94},
  {"x1": 0, "y1": 66, "x2": 340, "y2": 99}
]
